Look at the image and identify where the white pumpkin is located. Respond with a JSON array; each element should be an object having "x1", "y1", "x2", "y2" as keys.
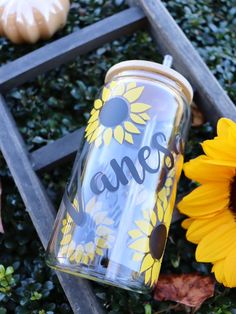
[{"x1": 0, "y1": 0, "x2": 70, "y2": 44}]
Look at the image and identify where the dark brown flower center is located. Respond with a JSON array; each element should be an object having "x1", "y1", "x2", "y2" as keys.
[
  {"x1": 229, "y1": 176, "x2": 236, "y2": 215},
  {"x1": 149, "y1": 224, "x2": 167, "y2": 260}
]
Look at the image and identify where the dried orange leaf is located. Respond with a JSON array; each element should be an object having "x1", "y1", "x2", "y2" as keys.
[
  {"x1": 191, "y1": 102, "x2": 205, "y2": 127},
  {"x1": 154, "y1": 273, "x2": 215, "y2": 309}
]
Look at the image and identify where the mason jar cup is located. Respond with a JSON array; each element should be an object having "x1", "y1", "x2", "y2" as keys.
[{"x1": 46, "y1": 60, "x2": 193, "y2": 293}]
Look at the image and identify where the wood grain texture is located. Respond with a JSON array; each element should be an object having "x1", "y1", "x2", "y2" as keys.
[
  {"x1": 30, "y1": 128, "x2": 85, "y2": 172},
  {"x1": 0, "y1": 7, "x2": 146, "y2": 93},
  {"x1": 0, "y1": 94, "x2": 104, "y2": 314},
  {"x1": 129, "y1": 0, "x2": 236, "y2": 126}
]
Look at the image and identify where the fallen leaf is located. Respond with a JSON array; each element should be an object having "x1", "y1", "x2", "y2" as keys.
[
  {"x1": 0, "y1": 180, "x2": 3, "y2": 233},
  {"x1": 154, "y1": 273, "x2": 215, "y2": 310},
  {"x1": 191, "y1": 102, "x2": 205, "y2": 127}
]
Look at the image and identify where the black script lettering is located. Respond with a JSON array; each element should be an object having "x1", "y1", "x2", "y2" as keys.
[
  {"x1": 90, "y1": 172, "x2": 106, "y2": 194},
  {"x1": 152, "y1": 132, "x2": 174, "y2": 170},
  {"x1": 138, "y1": 146, "x2": 160, "y2": 174}
]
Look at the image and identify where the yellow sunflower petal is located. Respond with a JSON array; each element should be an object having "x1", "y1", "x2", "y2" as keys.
[
  {"x1": 88, "y1": 109, "x2": 99, "y2": 123},
  {"x1": 95, "y1": 248, "x2": 103, "y2": 256},
  {"x1": 150, "y1": 261, "x2": 161, "y2": 286},
  {"x1": 109, "y1": 81, "x2": 118, "y2": 89},
  {"x1": 142, "y1": 209, "x2": 150, "y2": 221},
  {"x1": 186, "y1": 210, "x2": 233, "y2": 244},
  {"x1": 103, "y1": 128, "x2": 113, "y2": 145},
  {"x1": 196, "y1": 224, "x2": 236, "y2": 262},
  {"x1": 89, "y1": 126, "x2": 102, "y2": 143},
  {"x1": 212, "y1": 260, "x2": 225, "y2": 285},
  {"x1": 181, "y1": 218, "x2": 195, "y2": 229},
  {"x1": 130, "y1": 113, "x2": 146, "y2": 125},
  {"x1": 112, "y1": 83, "x2": 125, "y2": 96},
  {"x1": 217, "y1": 118, "x2": 236, "y2": 138},
  {"x1": 127, "y1": 82, "x2": 137, "y2": 90},
  {"x1": 223, "y1": 249, "x2": 236, "y2": 288},
  {"x1": 61, "y1": 224, "x2": 71, "y2": 235},
  {"x1": 96, "y1": 238, "x2": 109, "y2": 249},
  {"x1": 124, "y1": 121, "x2": 140, "y2": 134},
  {"x1": 114, "y1": 125, "x2": 124, "y2": 144},
  {"x1": 150, "y1": 210, "x2": 157, "y2": 227},
  {"x1": 59, "y1": 245, "x2": 69, "y2": 256},
  {"x1": 178, "y1": 183, "x2": 229, "y2": 217},
  {"x1": 124, "y1": 132, "x2": 134, "y2": 144},
  {"x1": 202, "y1": 137, "x2": 236, "y2": 163},
  {"x1": 94, "y1": 99, "x2": 103, "y2": 109},
  {"x1": 183, "y1": 155, "x2": 235, "y2": 184},
  {"x1": 157, "y1": 199, "x2": 164, "y2": 222},
  {"x1": 82, "y1": 255, "x2": 89, "y2": 265},
  {"x1": 140, "y1": 253, "x2": 154, "y2": 272},
  {"x1": 144, "y1": 267, "x2": 152, "y2": 285},
  {"x1": 129, "y1": 229, "x2": 143, "y2": 239},
  {"x1": 129, "y1": 238, "x2": 149, "y2": 253},
  {"x1": 139, "y1": 112, "x2": 150, "y2": 120},
  {"x1": 60, "y1": 234, "x2": 72, "y2": 245},
  {"x1": 102, "y1": 87, "x2": 111, "y2": 102},
  {"x1": 133, "y1": 252, "x2": 144, "y2": 262},
  {"x1": 131, "y1": 102, "x2": 151, "y2": 113},
  {"x1": 85, "y1": 242, "x2": 95, "y2": 253},
  {"x1": 124, "y1": 87, "x2": 144, "y2": 103},
  {"x1": 135, "y1": 220, "x2": 152, "y2": 236}
]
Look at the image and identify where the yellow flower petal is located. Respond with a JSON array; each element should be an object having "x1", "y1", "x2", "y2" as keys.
[
  {"x1": 96, "y1": 225, "x2": 112, "y2": 236},
  {"x1": 89, "y1": 126, "x2": 102, "y2": 143},
  {"x1": 124, "y1": 132, "x2": 134, "y2": 144},
  {"x1": 109, "y1": 81, "x2": 118, "y2": 89},
  {"x1": 139, "y1": 112, "x2": 150, "y2": 120},
  {"x1": 85, "y1": 197, "x2": 96, "y2": 213},
  {"x1": 135, "y1": 220, "x2": 152, "y2": 236},
  {"x1": 112, "y1": 83, "x2": 125, "y2": 96},
  {"x1": 142, "y1": 209, "x2": 150, "y2": 221},
  {"x1": 124, "y1": 121, "x2": 140, "y2": 134},
  {"x1": 202, "y1": 137, "x2": 236, "y2": 162},
  {"x1": 178, "y1": 183, "x2": 229, "y2": 218},
  {"x1": 223, "y1": 249, "x2": 236, "y2": 288},
  {"x1": 150, "y1": 210, "x2": 157, "y2": 226},
  {"x1": 129, "y1": 238, "x2": 149, "y2": 253},
  {"x1": 103, "y1": 128, "x2": 113, "y2": 145},
  {"x1": 183, "y1": 155, "x2": 235, "y2": 184},
  {"x1": 94, "y1": 99, "x2": 103, "y2": 109},
  {"x1": 140, "y1": 253, "x2": 154, "y2": 272},
  {"x1": 133, "y1": 252, "x2": 144, "y2": 262},
  {"x1": 181, "y1": 218, "x2": 195, "y2": 229},
  {"x1": 212, "y1": 260, "x2": 225, "y2": 285},
  {"x1": 75, "y1": 250, "x2": 83, "y2": 263},
  {"x1": 157, "y1": 199, "x2": 164, "y2": 222},
  {"x1": 124, "y1": 86, "x2": 144, "y2": 103},
  {"x1": 88, "y1": 110, "x2": 99, "y2": 123},
  {"x1": 217, "y1": 118, "x2": 236, "y2": 138},
  {"x1": 150, "y1": 261, "x2": 161, "y2": 286},
  {"x1": 85, "y1": 121, "x2": 100, "y2": 137},
  {"x1": 127, "y1": 82, "x2": 136, "y2": 90},
  {"x1": 96, "y1": 238, "x2": 109, "y2": 249},
  {"x1": 144, "y1": 267, "x2": 152, "y2": 285},
  {"x1": 95, "y1": 136, "x2": 102, "y2": 148},
  {"x1": 85, "y1": 242, "x2": 95, "y2": 253},
  {"x1": 114, "y1": 125, "x2": 124, "y2": 144},
  {"x1": 129, "y1": 229, "x2": 143, "y2": 239},
  {"x1": 61, "y1": 224, "x2": 72, "y2": 235},
  {"x1": 96, "y1": 248, "x2": 103, "y2": 256},
  {"x1": 102, "y1": 87, "x2": 111, "y2": 102},
  {"x1": 59, "y1": 245, "x2": 69, "y2": 256},
  {"x1": 186, "y1": 211, "x2": 233, "y2": 244},
  {"x1": 196, "y1": 224, "x2": 236, "y2": 262},
  {"x1": 130, "y1": 113, "x2": 146, "y2": 125},
  {"x1": 82, "y1": 255, "x2": 89, "y2": 265},
  {"x1": 60, "y1": 234, "x2": 72, "y2": 245},
  {"x1": 131, "y1": 102, "x2": 151, "y2": 113}
]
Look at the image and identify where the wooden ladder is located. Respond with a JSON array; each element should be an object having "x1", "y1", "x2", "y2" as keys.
[{"x1": 0, "y1": 1, "x2": 235, "y2": 313}]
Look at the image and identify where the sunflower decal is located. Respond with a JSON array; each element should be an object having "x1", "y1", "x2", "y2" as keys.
[
  {"x1": 85, "y1": 81, "x2": 151, "y2": 147},
  {"x1": 128, "y1": 168, "x2": 176, "y2": 287},
  {"x1": 59, "y1": 197, "x2": 114, "y2": 265}
]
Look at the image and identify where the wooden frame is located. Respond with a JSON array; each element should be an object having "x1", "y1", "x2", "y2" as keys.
[{"x1": 0, "y1": 1, "x2": 235, "y2": 313}]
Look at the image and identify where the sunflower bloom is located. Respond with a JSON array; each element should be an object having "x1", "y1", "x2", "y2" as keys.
[
  {"x1": 178, "y1": 118, "x2": 236, "y2": 288},
  {"x1": 85, "y1": 80, "x2": 151, "y2": 147}
]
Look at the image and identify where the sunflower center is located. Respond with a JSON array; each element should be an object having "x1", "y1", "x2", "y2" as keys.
[
  {"x1": 149, "y1": 224, "x2": 167, "y2": 260},
  {"x1": 229, "y1": 176, "x2": 236, "y2": 215},
  {"x1": 100, "y1": 97, "x2": 128, "y2": 127}
]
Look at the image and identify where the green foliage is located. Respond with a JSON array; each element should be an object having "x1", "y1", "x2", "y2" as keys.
[{"x1": 0, "y1": 0, "x2": 235, "y2": 313}]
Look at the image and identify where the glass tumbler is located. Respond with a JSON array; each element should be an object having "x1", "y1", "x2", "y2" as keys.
[{"x1": 46, "y1": 60, "x2": 193, "y2": 293}]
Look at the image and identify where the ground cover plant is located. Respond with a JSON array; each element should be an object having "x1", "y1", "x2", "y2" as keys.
[{"x1": 0, "y1": 0, "x2": 235, "y2": 313}]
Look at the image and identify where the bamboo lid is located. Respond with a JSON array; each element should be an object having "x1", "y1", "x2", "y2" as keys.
[{"x1": 105, "y1": 60, "x2": 193, "y2": 104}]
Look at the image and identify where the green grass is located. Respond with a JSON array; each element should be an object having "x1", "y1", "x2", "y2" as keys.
[{"x1": 0, "y1": 0, "x2": 235, "y2": 313}]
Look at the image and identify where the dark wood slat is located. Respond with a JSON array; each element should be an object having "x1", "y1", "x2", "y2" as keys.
[
  {"x1": 0, "y1": 7, "x2": 146, "y2": 93},
  {"x1": 0, "y1": 94, "x2": 104, "y2": 314},
  {"x1": 30, "y1": 128, "x2": 85, "y2": 172},
  {"x1": 130, "y1": 0, "x2": 236, "y2": 126}
]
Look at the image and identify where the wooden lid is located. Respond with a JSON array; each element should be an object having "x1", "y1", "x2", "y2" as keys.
[{"x1": 105, "y1": 60, "x2": 193, "y2": 104}]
